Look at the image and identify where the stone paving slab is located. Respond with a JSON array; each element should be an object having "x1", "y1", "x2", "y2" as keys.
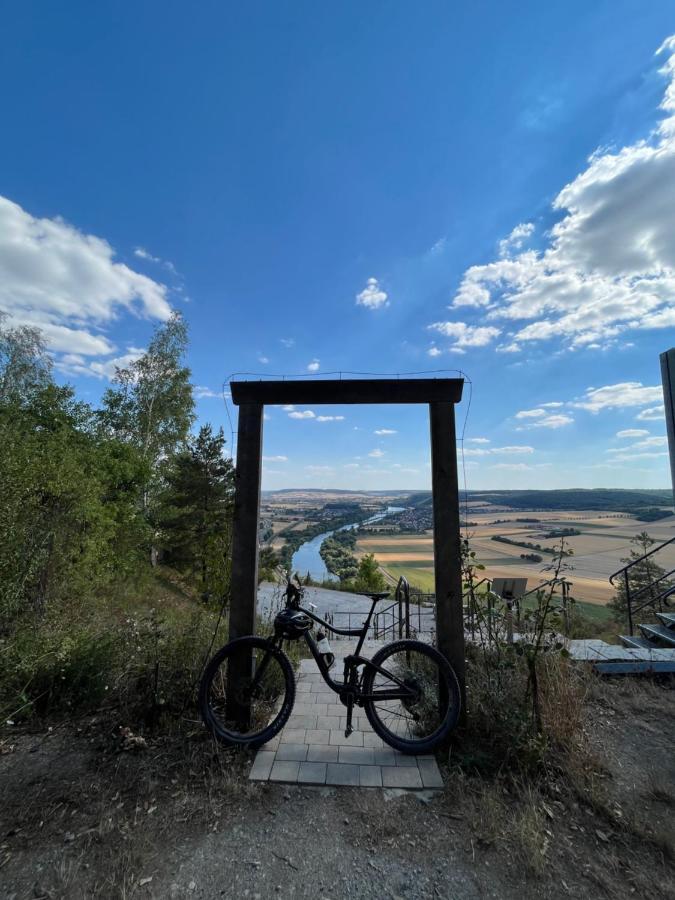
[{"x1": 249, "y1": 650, "x2": 444, "y2": 790}]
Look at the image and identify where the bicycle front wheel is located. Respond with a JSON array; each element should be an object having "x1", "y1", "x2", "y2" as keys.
[
  {"x1": 362, "y1": 640, "x2": 460, "y2": 754},
  {"x1": 199, "y1": 636, "x2": 295, "y2": 748}
]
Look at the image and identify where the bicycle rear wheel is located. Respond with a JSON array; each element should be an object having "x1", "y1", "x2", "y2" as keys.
[
  {"x1": 199, "y1": 636, "x2": 295, "y2": 748},
  {"x1": 362, "y1": 640, "x2": 460, "y2": 754}
]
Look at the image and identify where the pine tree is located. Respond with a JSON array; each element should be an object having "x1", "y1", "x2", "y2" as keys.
[
  {"x1": 609, "y1": 531, "x2": 672, "y2": 624},
  {"x1": 159, "y1": 424, "x2": 234, "y2": 597}
]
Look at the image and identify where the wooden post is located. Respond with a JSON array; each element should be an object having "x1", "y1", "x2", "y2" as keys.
[
  {"x1": 429, "y1": 402, "x2": 466, "y2": 715},
  {"x1": 660, "y1": 348, "x2": 675, "y2": 501},
  {"x1": 227, "y1": 402, "x2": 264, "y2": 726}
]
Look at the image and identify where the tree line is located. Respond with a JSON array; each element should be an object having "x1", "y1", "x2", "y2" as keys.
[{"x1": 0, "y1": 311, "x2": 237, "y2": 722}]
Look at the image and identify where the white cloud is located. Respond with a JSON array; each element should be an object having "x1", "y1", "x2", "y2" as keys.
[
  {"x1": 307, "y1": 358, "x2": 320, "y2": 372},
  {"x1": 316, "y1": 415, "x2": 345, "y2": 422},
  {"x1": 462, "y1": 444, "x2": 534, "y2": 457},
  {"x1": 258, "y1": 355, "x2": 270, "y2": 364},
  {"x1": 531, "y1": 414, "x2": 574, "y2": 429},
  {"x1": 515, "y1": 408, "x2": 547, "y2": 419},
  {"x1": 636, "y1": 405, "x2": 665, "y2": 421},
  {"x1": 134, "y1": 247, "x2": 161, "y2": 263},
  {"x1": 194, "y1": 385, "x2": 221, "y2": 399},
  {"x1": 467, "y1": 437, "x2": 490, "y2": 444},
  {"x1": 282, "y1": 404, "x2": 295, "y2": 411},
  {"x1": 631, "y1": 435, "x2": 668, "y2": 449},
  {"x1": 515, "y1": 408, "x2": 574, "y2": 428},
  {"x1": 427, "y1": 345, "x2": 442, "y2": 357},
  {"x1": 368, "y1": 449, "x2": 385, "y2": 458},
  {"x1": 498, "y1": 222, "x2": 534, "y2": 258},
  {"x1": 494, "y1": 445, "x2": 535, "y2": 454},
  {"x1": 134, "y1": 246, "x2": 178, "y2": 275},
  {"x1": 428, "y1": 321, "x2": 501, "y2": 351},
  {"x1": 616, "y1": 428, "x2": 650, "y2": 438},
  {"x1": 375, "y1": 428, "x2": 397, "y2": 435},
  {"x1": 446, "y1": 37, "x2": 675, "y2": 351},
  {"x1": 55, "y1": 348, "x2": 144, "y2": 380},
  {"x1": 0, "y1": 196, "x2": 171, "y2": 362},
  {"x1": 573, "y1": 382, "x2": 663, "y2": 412},
  {"x1": 609, "y1": 451, "x2": 668, "y2": 462},
  {"x1": 280, "y1": 337, "x2": 295, "y2": 348},
  {"x1": 263, "y1": 455, "x2": 288, "y2": 462},
  {"x1": 288, "y1": 410, "x2": 316, "y2": 419},
  {"x1": 356, "y1": 277, "x2": 388, "y2": 309},
  {"x1": 490, "y1": 463, "x2": 533, "y2": 471}
]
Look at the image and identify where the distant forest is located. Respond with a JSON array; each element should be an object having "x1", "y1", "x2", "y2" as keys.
[{"x1": 404, "y1": 488, "x2": 673, "y2": 520}]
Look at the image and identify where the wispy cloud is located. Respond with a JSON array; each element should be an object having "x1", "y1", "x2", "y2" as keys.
[
  {"x1": 316, "y1": 415, "x2": 345, "y2": 422},
  {"x1": 134, "y1": 246, "x2": 178, "y2": 275},
  {"x1": 263, "y1": 455, "x2": 288, "y2": 462},
  {"x1": 515, "y1": 408, "x2": 574, "y2": 428},
  {"x1": 636, "y1": 405, "x2": 665, "y2": 421},
  {"x1": 194, "y1": 385, "x2": 221, "y2": 399},
  {"x1": 368, "y1": 449, "x2": 385, "y2": 458},
  {"x1": 288, "y1": 409, "x2": 316, "y2": 419},
  {"x1": 375, "y1": 428, "x2": 397, "y2": 435}
]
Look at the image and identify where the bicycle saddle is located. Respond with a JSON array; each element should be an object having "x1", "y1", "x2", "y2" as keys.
[{"x1": 357, "y1": 591, "x2": 390, "y2": 602}]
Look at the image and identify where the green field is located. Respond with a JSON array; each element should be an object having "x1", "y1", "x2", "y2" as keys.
[
  {"x1": 358, "y1": 540, "x2": 434, "y2": 554},
  {"x1": 381, "y1": 564, "x2": 436, "y2": 592},
  {"x1": 382, "y1": 564, "x2": 614, "y2": 624}
]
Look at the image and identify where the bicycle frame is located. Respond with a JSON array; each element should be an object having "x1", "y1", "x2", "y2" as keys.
[{"x1": 280, "y1": 598, "x2": 417, "y2": 704}]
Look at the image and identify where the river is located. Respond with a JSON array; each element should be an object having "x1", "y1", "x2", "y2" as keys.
[{"x1": 291, "y1": 506, "x2": 404, "y2": 582}]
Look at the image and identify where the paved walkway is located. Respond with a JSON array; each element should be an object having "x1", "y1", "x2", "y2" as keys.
[{"x1": 249, "y1": 650, "x2": 444, "y2": 790}]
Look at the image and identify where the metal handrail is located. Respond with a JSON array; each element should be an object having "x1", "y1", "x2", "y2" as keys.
[
  {"x1": 609, "y1": 534, "x2": 675, "y2": 635},
  {"x1": 609, "y1": 534, "x2": 675, "y2": 585},
  {"x1": 630, "y1": 576, "x2": 675, "y2": 618},
  {"x1": 462, "y1": 576, "x2": 492, "y2": 639}
]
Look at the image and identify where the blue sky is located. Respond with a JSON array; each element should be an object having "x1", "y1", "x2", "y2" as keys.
[{"x1": 1, "y1": 1, "x2": 675, "y2": 491}]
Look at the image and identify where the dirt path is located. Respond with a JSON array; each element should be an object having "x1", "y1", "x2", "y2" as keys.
[{"x1": 1, "y1": 681, "x2": 674, "y2": 899}]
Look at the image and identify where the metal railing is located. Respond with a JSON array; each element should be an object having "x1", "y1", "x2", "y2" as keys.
[
  {"x1": 609, "y1": 535, "x2": 675, "y2": 635},
  {"x1": 463, "y1": 576, "x2": 575, "y2": 641},
  {"x1": 463, "y1": 577, "x2": 492, "y2": 639},
  {"x1": 373, "y1": 577, "x2": 435, "y2": 641}
]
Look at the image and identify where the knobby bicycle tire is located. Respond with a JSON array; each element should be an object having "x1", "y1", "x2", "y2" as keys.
[
  {"x1": 362, "y1": 639, "x2": 461, "y2": 754},
  {"x1": 199, "y1": 635, "x2": 295, "y2": 749}
]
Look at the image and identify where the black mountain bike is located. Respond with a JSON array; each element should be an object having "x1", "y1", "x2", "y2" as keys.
[{"x1": 199, "y1": 580, "x2": 461, "y2": 755}]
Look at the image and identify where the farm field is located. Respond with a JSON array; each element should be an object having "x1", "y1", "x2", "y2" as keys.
[{"x1": 357, "y1": 506, "x2": 675, "y2": 610}]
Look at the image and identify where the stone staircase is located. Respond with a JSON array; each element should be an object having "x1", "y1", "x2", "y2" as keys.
[{"x1": 569, "y1": 611, "x2": 675, "y2": 675}]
